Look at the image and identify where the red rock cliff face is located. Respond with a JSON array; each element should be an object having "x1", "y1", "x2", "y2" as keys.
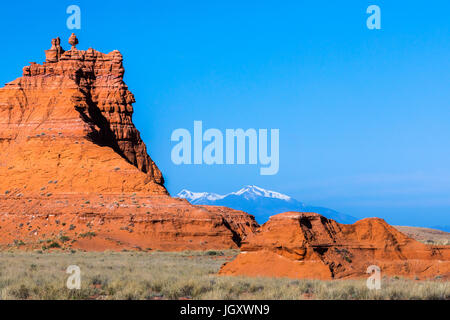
[
  {"x1": 219, "y1": 212, "x2": 450, "y2": 280},
  {"x1": 0, "y1": 35, "x2": 259, "y2": 251},
  {"x1": 0, "y1": 35, "x2": 163, "y2": 193}
]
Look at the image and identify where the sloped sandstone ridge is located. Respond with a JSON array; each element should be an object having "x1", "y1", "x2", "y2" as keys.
[
  {"x1": 219, "y1": 212, "x2": 450, "y2": 279},
  {"x1": 0, "y1": 35, "x2": 258, "y2": 251}
]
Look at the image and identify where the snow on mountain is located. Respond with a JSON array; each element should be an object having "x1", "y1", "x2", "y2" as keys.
[
  {"x1": 177, "y1": 189, "x2": 224, "y2": 201},
  {"x1": 178, "y1": 185, "x2": 292, "y2": 203},
  {"x1": 231, "y1": 185, "x2": 291, "y2": 201},
  {"x1": 177, "y1": 185, "x2": 357, "y2": 225}
]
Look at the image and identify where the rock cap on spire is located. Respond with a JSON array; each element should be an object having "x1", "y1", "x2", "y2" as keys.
[{"x1": 68, "y1": 33, "x2": 79, "y2": 50}]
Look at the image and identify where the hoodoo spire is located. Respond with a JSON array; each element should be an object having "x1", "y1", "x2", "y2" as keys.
[{"x1": 68, "y1": 33, "x2": 79, "y2": 50}]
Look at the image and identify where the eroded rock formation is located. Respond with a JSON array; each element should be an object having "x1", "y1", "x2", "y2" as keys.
[
  {"x1": 219, "y1": 212, "x2": 450, "y2": 280},
  {"x1": 0, "y1": 35, "x2": 258, "y2": 251},
  {"x1": 2, "y1": 34, "x2": 164, "y2": 192}
]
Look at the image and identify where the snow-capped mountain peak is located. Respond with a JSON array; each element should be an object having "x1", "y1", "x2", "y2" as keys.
[
  {"x1": 177, "y1": 189, "x2": 224, "y2": 202},
  {"x1": 231, "y1": 185, "x2": 291, "y2": 201},
  {"x1": 177, "y1": 185, "x2": 292, "y2": 203},
  {"x1": 176, "y1": 185, "x2": 357, "y2": 225}
]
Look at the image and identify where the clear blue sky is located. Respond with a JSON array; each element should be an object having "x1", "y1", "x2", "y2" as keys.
[{"x1": 1, "y1": 1, "x2": 449, "y2": 227}]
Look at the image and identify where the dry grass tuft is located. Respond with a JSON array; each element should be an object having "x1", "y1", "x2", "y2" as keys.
[{"x1": 0, "y1": 251, "x2": 448, "y2": 300}]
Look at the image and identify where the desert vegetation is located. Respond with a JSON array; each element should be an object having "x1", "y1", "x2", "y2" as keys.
[{"x1": 0, "y1": 251, "x2": 448, "y2": 300}]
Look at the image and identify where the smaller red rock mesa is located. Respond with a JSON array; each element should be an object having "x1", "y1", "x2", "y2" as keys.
[
  {"x1": 0, "y1": 35, "x2": 258, "y2": 251},
  {"x1": 219, "y1": 212, "x2": 450, "y2": 280}
]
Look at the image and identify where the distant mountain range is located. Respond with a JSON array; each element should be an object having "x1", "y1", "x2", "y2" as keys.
[{"x1": 177, "y1": 185, "x2": 358, "y2": 224}]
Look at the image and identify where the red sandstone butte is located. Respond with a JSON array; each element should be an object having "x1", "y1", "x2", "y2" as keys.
[
  {"x1": 0, "y1": 35, "x2": 258, "y2": 251},
  {"x1": 219, "y1": 212, "x2": 450, "y2": 280}
]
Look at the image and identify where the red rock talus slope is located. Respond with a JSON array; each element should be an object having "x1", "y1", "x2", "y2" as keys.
[
  {"x1": 0, "y1": 35, "x2": 258, "y2": 251},
  {"x1": 219, "y1": 212, "x2": 450, "y2": 279}
]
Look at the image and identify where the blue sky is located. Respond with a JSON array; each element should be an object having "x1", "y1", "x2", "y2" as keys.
[{"x1": 0, "y1": 1, "x2": 449, "y2": 227}]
